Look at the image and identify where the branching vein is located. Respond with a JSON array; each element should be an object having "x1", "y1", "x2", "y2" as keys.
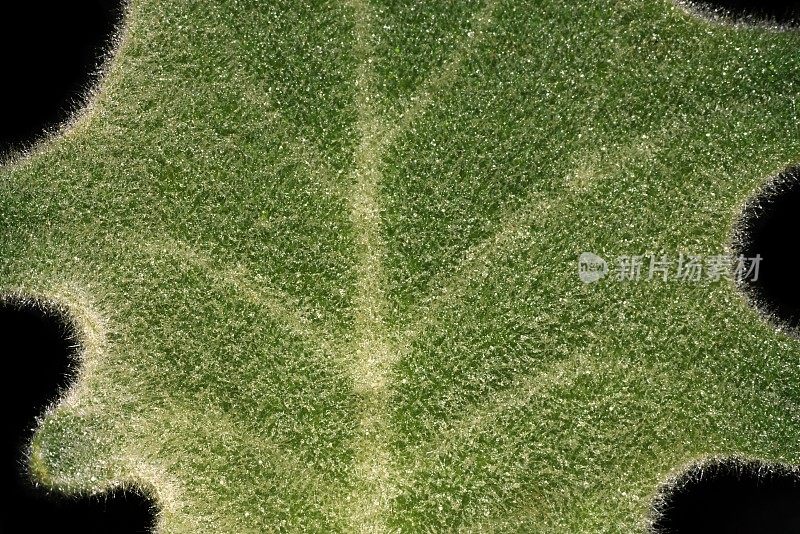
[{"x1": 345, "y1": 0, "x2": 398, "y2": 531}]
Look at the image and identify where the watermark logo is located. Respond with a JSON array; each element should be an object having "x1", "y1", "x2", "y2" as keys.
[
  {"x1": 578, "y1": 252, "x2": 608, "y2": 284},
  {"x1": 578, "y1": 252, "x2": 761, "y2": 284}
]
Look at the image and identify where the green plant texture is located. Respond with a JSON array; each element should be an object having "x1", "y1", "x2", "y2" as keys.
[{"x1": 1, "y1": 0, "x2": 799, "y2": 531}]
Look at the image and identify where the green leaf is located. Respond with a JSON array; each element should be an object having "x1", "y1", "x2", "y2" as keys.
[{"x1": 2, "y1": 0, "x2": 799, "y2": 531}]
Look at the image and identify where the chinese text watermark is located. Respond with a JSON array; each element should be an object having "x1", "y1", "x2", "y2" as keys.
[{"x1": 578, "y1": 252, "x2": 761, "y2": 284}]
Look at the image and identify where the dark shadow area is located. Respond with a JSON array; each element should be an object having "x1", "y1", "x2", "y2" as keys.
[
  {"x1": 0, "y1": 1, "x2": 125, "y2": 159},
  {"x1": 0, "y1": 298, "x2": 157, "y2": 533},
  {"x1": 684, "y1": 0, "x2": 800, "y2": 25},
  {"x1": 734, "y1": 166, "x2": 800, "y2": 334},
  {"x1": 651, "y1": 459, "x2": 800, "y2": 533}
]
